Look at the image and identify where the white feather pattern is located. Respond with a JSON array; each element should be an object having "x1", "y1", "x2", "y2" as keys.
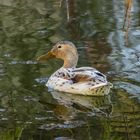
[{"x1": 46, "y1": 67, "x2": 112, "y2": 96}]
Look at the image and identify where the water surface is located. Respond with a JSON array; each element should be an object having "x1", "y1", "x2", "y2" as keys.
[{"x1": 0, "y1": 0, "x2": 140, "y2": 140}]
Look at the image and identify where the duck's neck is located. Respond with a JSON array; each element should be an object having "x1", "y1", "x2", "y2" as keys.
[{"x1": 63, "y1": 55, "x2": 78, "y2": 68}]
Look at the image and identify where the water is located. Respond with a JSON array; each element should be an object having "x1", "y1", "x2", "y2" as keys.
[{"x1": 0, "y1": 0, "x2": 140, "y2": 140}]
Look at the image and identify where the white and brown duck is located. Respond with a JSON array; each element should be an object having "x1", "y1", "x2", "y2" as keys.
[{"x1": 37, "y1": 41, "x2": 112, "y2": 96}]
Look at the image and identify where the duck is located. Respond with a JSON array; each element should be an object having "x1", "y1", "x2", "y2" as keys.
[{"x1": 37, "y1": 41, "x2": 112, "y2": 96}]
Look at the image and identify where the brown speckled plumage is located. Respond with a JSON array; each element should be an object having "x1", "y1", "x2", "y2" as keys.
[{"x1": 37, "y1": 41, "x2": 112, "y2": 95}]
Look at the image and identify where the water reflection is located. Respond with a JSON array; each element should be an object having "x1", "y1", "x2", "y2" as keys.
[{"x1": 42, "y1": 86, "x2": 112, "y2": 120}]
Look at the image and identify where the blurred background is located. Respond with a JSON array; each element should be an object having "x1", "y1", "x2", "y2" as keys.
[{"x1": 0, "y1": 0, "x2": 140, "y2": 140}]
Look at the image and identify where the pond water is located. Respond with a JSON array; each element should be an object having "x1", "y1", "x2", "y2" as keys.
[{"x1": 0, "y1": 0, "x2": 140, "y2": 140}]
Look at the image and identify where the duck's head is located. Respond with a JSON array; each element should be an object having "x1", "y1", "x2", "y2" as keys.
[{"x1": 37, "y1": 41, "x2": 78, "y2": 68}]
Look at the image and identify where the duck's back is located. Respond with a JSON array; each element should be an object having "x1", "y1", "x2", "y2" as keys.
[{"x1": 46, "y1": 67, "x2": 111, "y2": 95}]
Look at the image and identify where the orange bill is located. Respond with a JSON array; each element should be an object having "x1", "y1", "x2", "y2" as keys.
[{"x1": 37, "y1": 51, "x2": 55, "y2": 61}]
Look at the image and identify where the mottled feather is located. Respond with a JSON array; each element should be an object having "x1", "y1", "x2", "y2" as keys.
[{"x1": 37, "y1": 41, "x2": 112, "y2": 95}]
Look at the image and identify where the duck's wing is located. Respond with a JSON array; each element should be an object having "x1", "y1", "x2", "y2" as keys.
[
  {"x1": 72, "y1": 67, "x2": 107, "y2": 84},
  {"x1": 49, "y1": 67, "x2": 107, "y2": 85},
  {"x1": 47, "y1": 67, "x2": 110, "y2": 95}
]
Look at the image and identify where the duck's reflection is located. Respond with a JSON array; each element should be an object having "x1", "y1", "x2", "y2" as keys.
[{"x1": 40, "y1": 85, "x2": 112, "y2": 120}]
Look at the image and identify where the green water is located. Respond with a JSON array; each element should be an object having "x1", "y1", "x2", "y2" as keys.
[{"x1": 0, "y1": 0, "x2": 140, "y2": 140}]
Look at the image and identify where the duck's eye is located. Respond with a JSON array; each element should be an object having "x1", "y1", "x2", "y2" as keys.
[{"x1": 58, "y1": 45, "x2": 62, "y2": 49}]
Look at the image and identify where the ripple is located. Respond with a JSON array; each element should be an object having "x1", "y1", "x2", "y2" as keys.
[
  {"x1": 132, "y1": 30, "x2": 140, "y2": 37},
  {"x1": 114, "y1": 81, "x2": 140, "y2": 100},
  {"x1": 24, "y1": 96, "x2": 38, "y2": 102},
  {"x1": 0, "y1": 108, "x2": 6, "y2": 112},
  {"x1": 10, "y1": 60, "x2": 38, "y2": 65},
  {"x1": 54, "y1": 137, "x2": 74, "y2": 140},
  {"x1": 39, "y1": 120, "x2": 86, "y2": 130},
  {"x1": 35, "y1": 77, "x2": 48, "y2": 84},
  {"x1": 35, "y1": 117, "x2": 49, "y2": 121},
  {"x1": 0, "y1": 117, "x2": 8, "y2": 121}
]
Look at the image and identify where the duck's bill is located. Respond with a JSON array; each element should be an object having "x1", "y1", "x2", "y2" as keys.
[{"x1": 37, "y1": 51, "x2": 55, "y2": 61}]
